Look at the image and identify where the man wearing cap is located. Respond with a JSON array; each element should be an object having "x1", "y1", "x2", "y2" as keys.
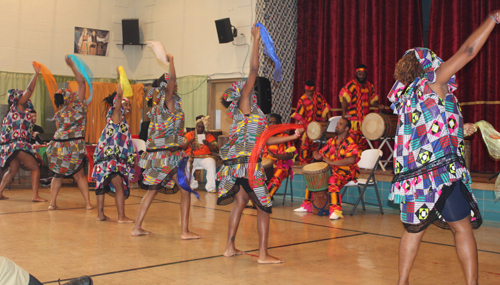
[
  {"x1": 339, "y1": 64, "x2": 384, "y2": 149},
  {"x1": 292, "y1": 80, "x2": 331, "y2": 165}
]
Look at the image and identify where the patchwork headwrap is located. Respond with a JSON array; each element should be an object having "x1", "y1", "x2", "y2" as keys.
[
  {"x1": 222, "y1": 81, "x2": 254, "y2": 117},
  {"x1": 196, "y1": 115, "x2": 210, "y2": 129},
  {"x1": 107, "y1": 96, "x2": 130, "y2": 118},
  {"x1": 146, "y1": 73, "x2": 170, "y2": 105},
  {"x1": 388, "y1": 47, "x2": 458, "y2": 114},
  {"x1": 8, "y1": 89, "x2": 33, "y2": 111},
  {"x1": 56, "y1": 88, "x2": 75, "y2": 105}
]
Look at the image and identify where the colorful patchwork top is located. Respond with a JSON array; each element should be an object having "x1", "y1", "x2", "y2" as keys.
[
  {"x1": 93, "y1": 103, "x2": 135, "y2": 168},
  {"x1": 291, "y1": 92, "x2": 331, "y2": 127},
  {"x1": 0, "y1": 89, "x2": 34, "y2": 166},
  {"x1": 339, "y1": 80, "x2": 379, "y2": 122},
  {"x1": 183, "y1": 131, "x2": 217, "y2": 157},
  {"x1": 145, "y1": 92, "x2": 184, "y2": 151},
  {"x1": 388, "y1": 48, "x2": 470, "y2": 204},
  {"x1": 319, "y1": 135, "x2": 360, "y2": 176},
  {"x1": 52, "y1": 94, "x2": 87, "y2": 140}
]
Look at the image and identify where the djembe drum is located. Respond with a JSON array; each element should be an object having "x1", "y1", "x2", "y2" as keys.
[
  {"x1": 302, "y1": 162, "x2": 331, "y2": 216},
  {"x1": 361, "y1": 113, "x2": 399, "y2": 140},
  {"x1": 261, "y1": 157, "x2": 274, "y2": 182},
  {"x1": 307, "y1": 121, "x2": 328, "y2": 141}
]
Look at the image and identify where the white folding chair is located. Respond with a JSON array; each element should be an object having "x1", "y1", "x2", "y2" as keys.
[
  {"x1": 132, "y1": 138, "x2": 146, "y2": 153},
  {"x1": 340, "y1": 149, "x2": 384, "y2": 216},
  {"x1": 328, "y1": 116, "x2": 342, "y2": 132}
]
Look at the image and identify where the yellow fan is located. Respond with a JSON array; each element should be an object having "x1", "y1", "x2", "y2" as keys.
[{"x1": 118, "y1": 66, "x2": 133, "y2": 98}]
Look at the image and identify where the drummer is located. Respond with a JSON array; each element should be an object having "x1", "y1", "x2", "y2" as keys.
[
  {"x1": 262, "y1": 114, "x2": 297, "y2": 197},
  {"x1": 339, "y1": 64, "x2": 384, "y2": 149},
  {"x1": 181, "y1": 115, "x2": 218, "y2": 193},
  {"x1": 292, "y1": 80, "x2": 331, "y2": 165},
  {"x1": 294, "y1": 117, "x2": 360, "y2": 220}
]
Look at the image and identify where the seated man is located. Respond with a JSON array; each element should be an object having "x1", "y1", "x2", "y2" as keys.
[
  {"x1": 29, "y1": 109, "x2": 44, "y2": 145},
  {"x1": 181, "y1": 115, "x2": 218, "y2": 193},
  {"x1": 294, "y1": 117, "x2": 360, "y2": 220},
  {"x1": 262, "y1": 114, "x2": 297, "y2": 197}
]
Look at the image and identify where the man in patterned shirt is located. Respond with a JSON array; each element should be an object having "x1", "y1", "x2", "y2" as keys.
[
  {"x1": 292, "y1": 80, "x2": 331, "y2": 165},
  {"x1": 339, "y1": 64, "x2": 384, "y2": 149},
  {"x1": 295, "y1": 117, "x2": 360, "y2": 220}
]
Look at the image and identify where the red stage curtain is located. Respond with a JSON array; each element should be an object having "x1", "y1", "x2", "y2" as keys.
[
  {"x1": 428, "y1": 0, "x2": 500, "y2": 173},
  {"x1": 293, "y1": 0, "x2": 424, "y2": 114}
]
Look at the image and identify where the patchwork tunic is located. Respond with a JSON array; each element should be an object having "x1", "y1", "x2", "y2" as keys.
[
  {"x1": 0, "y1": 92, "x2": 35, "y2": 170},
  {"x1": 388, "y1": 48, "x2": 482, "y2": 233},
  {"x1": 291, "y1": 92, "x2": 331, "y2": 164},
  {"x1": 46, "y1": 96, "x2": 87, "y2": 176},
  {"x1": 217, "y1": 81, "x2": 270, "y2": 211},
  {"x1": 92, "y1": 104, "x2": 135, "y2": 197},
  {"x1": 139, "y1": 92, "x2": 185, "y2": 193}
]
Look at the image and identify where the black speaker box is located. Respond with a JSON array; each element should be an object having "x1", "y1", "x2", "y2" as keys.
[
  {"x1": 254, "y1": 77, "x2": 272, "y2": 114},
  {"x1": 215, "y1": 18, "x2": 234, "y2": 44},
  {"x1": 122, "y1": 19, "x2": 140, "y2": 45}
]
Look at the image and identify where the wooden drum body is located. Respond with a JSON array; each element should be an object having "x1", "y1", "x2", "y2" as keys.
[
  {"x1": 208, "y1": 130, "x2": 222, "y2": 141},
  {"x1": 307, "y1": 121, "x2": 328, "y2": 141},
  {"x1": 218, "y1": 135, "x2": 229, "y2": 148},
  {"x1": 302, "y1": 162, "x2": 330, "y2": 191},
  {"x1": 361, "y1": 113, "x2": 399, "y2": 140},
  {"x1": 262, "y1": 157, "x2": 274, "y2": 182}
]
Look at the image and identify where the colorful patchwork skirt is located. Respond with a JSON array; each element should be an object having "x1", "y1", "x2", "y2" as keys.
[
  {"x1": 217, "y1": 157, "x2": 271, "y2": 212},
  {"x1": 46, "y1": 139, "x2": 86, "y2": 177},
  {"x1": 0, "y1": 139, "x2": 34, "y2": 170},
  {"x1": 92, "y1": 156, "x2": 133, "y2": 198},
  {"x1": 139, "y1": 148, "x2": 184, "y2": 194}
]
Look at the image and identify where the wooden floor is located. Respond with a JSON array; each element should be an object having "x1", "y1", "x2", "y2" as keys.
[{"x1": 2, "y1": 185, "x2": 500, "y2": 284}]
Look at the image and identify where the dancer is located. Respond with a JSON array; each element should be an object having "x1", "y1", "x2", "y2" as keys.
[
  {"x1": 217, "y1": 23, "x2": 302, "y2": 264},
  {"x1": 131, "y1": 54, "x2": 201, "y2": 239},
  {"x1": 0, "y1": 65, "x2": 46, "y2": 202},
  {"x1": 388, "y1": 11, "x2": 500, "y2": 285},
  {"x1": 47, "y1": 56, "x2": 93, "y2": 210},
  {"x1": 92, "y1": 72, "x2": 135, "y2": 223}
]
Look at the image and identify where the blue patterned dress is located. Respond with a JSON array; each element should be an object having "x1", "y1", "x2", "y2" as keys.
[{"x1": 92, "y1": 102, "x2": 135, "y2": 198}]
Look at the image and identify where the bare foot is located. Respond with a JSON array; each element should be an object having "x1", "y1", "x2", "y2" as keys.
[
  {"x1": 85, "y1": 205, "x2": 94, "y2": 210},
  {"x1": 223, "y1": 248, "x2": 245, "y2": 257},
  {"x1": 118, "y1": 217, "x2": 135, "y2": 224},
  {"x1": 181, "y1": 231, "x2": 202, "y2": 240},
  {"x1": 96, "y1": 215, "x2": 110, "y2": 221},
  {"x1": 0, "y1": 195, "x2": 9, "y2": 200},
  {"x1": 131, "y1": 227, "x2": 153, "y2": 236},
  {"x1": 48, "y1": 205, "x2": 58, "y2": 210},
  {"x1": 32, "y1": 196, "x2": 47, "y2": 202},
  {"x1": 258, "y1": 254, "x2": 284, "y2": 264}
]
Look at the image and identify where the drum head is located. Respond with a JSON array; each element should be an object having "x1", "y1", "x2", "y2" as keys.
[
  {"x1": 362, "y1": 113, "x2": 384, "y2": 140},
  {"x1": 261, "y1": 157, "x2": 273, "y2": 168},
  {"x1": 307, "y1": 122, "x2": 324, "y2": 141},
  {"x1": 302, "y1": 162, "x2": 328, "y2": 172}
]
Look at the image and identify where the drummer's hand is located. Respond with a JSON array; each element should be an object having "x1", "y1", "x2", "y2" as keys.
[
  {"x1": 313, "y1": 151, "x2": 322, "y2": 161},
  {"x1": 202, "y1": 139, "x2": 210, "y2": 145},
  {"x1": 268, "y1": 150, "x2": 277, "y2": 158},
  {"x1": 188, "y1": 138, "x2": 195, "y2": 144},
  {"x1": 295, "y1": 128, "x2": 304, "y2": 138},
  {"x1": 378, "y1": 103, "x2": 385, "y2": 110},
  {"x1": 464, "y1": 123, "x2": 477, "y2": 137}
]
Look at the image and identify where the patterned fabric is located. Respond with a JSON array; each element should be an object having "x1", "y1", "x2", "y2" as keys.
[
  {"x1": 7, "y1": 89, "x2": 33, "y2": 111},
  {"x1": 46, "y1": 96, "x2": 87, "y2": 176},
  {"x1": 92, "y1": 100, "x2": 135, "y2": 197},
  {"x1": 292, "y1": 92, "x2": 331, "y2": 164},
  {"x1": 0, "y1": 90, "x2": 35, "y2": 168},
  {"x1": 217, "y1": 81, "x2": 270, "y2": 208},
  {"x1": 388, "y1": 47, "x2": 481, "y2": 231},
  {"x1": 263, "y1": 133, "x2": 296, "y2": 197},
  {"x1": 256, "y1": 0, "x2": 297, "y2": 123},
  {"x1": 183, "y1": 131, "x2": 217, "y2": 157},
  {"x1": 301, "y1": 135, "x2": 360, "y2": 214},
  {"x1": 139, "y1": 86, "x2": 185, "y2": 189}
]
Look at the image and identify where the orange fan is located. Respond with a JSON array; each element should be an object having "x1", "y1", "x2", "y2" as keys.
[
  {"x1": 33, "y1": 61, "x2": 57, "y2": 109},
  {"x1": 248, "y1": 123, "x2": 302, "y2": 189}
]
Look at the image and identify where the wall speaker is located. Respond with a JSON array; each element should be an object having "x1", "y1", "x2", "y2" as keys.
[
  {"x1": 254, "y1": 77, "x2": 272, "y2": 114},
  {"x1": 122, "y1": 19, "x2": 140, "y2": 45},
  {"x1": 215, "y1": 18, "x2": 234, "y2": 44}
]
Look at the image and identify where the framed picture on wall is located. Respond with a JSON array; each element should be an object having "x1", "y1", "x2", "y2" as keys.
[{"x1": 74, "y1": 27, "x2": 110, "y2": 56}]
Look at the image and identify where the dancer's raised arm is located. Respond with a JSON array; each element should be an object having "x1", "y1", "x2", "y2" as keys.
[
  {"x1": 65, "y1": 55, "x2": 87, "y2": 103},
  {"x1": 239, "y1": 22, "x2": 261, "y2": 114}
]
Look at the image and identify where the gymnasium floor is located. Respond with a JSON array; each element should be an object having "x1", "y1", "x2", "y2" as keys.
[{"x1": 1, "y1": 184, "x2": 500, "y2": 284}]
